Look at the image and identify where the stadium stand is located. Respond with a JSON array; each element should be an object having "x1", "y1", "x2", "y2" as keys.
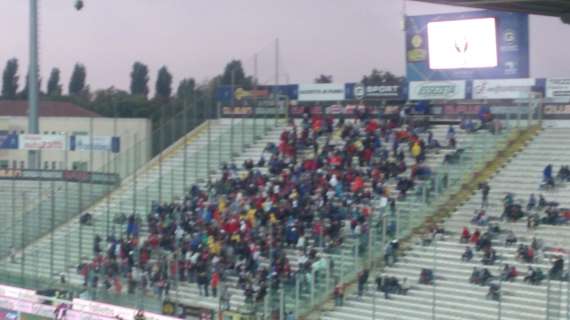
[
  {"x1": 0, "y1": 119, "x2": 284, "y2": 307},
  {"x1": 0, "y1": 112, "x2": 517, "y2": 318},
  {"x1": 0, "y1": 180, "x2": 109, "y2": 257},
  {"x1": 321, "y1": 126, "x2": 570, "y2": 320}
]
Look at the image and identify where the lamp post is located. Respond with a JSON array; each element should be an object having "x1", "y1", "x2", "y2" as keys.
[
  {"x1": 28, "y1": 0, "x2": 85, "y2": 169},
  {"x1": 28, "y1": 0, "x2": 39, "y2": 169}
]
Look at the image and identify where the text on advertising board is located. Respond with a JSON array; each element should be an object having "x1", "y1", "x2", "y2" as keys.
[
  {"x1": 298, "y1": 84, "x2": 345, "y2": 101},
  {"x1": 544, "y1": 104, "x2": 570, "y2": 115},
  {"x1": 472, "y1": 79, "x2": 535, "y2": 100},
  {"x1": 546, "y1": 79, "x2": 570, "y2": 98},
  {"x1": 353, "y1": 84, "x2": 400, "y2": 99},
  {"x1": 409, "y1": 81, "x2": 466, "y2": 100},
  {"x1": 19, "y1": 134, "x2": 66, "y2": 151}
]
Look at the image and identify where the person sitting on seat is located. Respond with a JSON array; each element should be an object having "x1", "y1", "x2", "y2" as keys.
[
  {"x1": 486, "y1": 224, "x2": 500, "y2": 240},
  {"x1": 470, "y1": 268, "x2": 481, "y2": 284},
  {"x1": 482, "y1": 247, "x2": 497, "y2": 265},
  {"x1": 501, "y1": 264, "x2": 518, "y2": 282},
  {"x1": 531, "y1": 237, "x2": 543, "y2": 251},
  {"x1": 460, "y1": 227, "x2": 470, "y2": 244},
  {"x1": 516, "y1": 244, "x2": 531, "y2": 262},
  {"x1": 375, "y1": 275, "x2": 384, "y2": 292},
  {"x1": 504, "y1": 193, "x2": 514, "y2": 207},
  {"x1": 524, "y1": 267, "x2": 538, "y2": 284},
  {"x1": 557, "y1": 165, "x2": 570, "y2": 181},
  {"x1": 400, "y1": 278, "x2": 410, "y2": 295},
  {"x1": 527, "y1": 193, "x2": 536, "y2": 211},
  {"x1": 550, "y1": 256, "x2": 564, "y2": 280},
  {"x1": 80, "y1": 212, "x2": 93, "y2": 226},
  {"x1": 532, "y1": 268, "x2": 545, "y2": 285},
  {"x1": 538, "y1": 194, "x2": 547, "y2": 209},
  {"x1": 462, "y1": 246, "x2": 474, "y2": 262},
  {"x1": 487, "y1": 283, "x2": 501, "y2": 301},
  {"x1": 472, "y1": 268, "x2": 493, "y2": 286},
  {"x1": 447, "y1": 125, "x2": 456, "y2": 145},
  {"x1": 502, "y1": 203, "x2": 524, "y2": 222},
  {"x1": 527, "y1": 214, "x2": 539, "y2": 230},
  {"x1": 476, "y1": 233, "x2": 492, "y2": 252},
  {"x1": 543, "y1": 164, "x2": 555, "y2": 189},
  {"x1": 387, "y1": 277, "x2": 402, "y2": 294},
  {"x1": 419, "y1": 268, "x2": 434, "y2": 285},
  {"x1": 471, "y1": 210, "x2": 489, "y2": 226},
  {"x1": 470, "y1": 229, "x2": 481, "y2": 244},
  {"x1": 544, "y1": 207, "x2": 561, "y2": 225},
  {"x1": 505, "y1": 231, "x2": 517, "y2": 247}
]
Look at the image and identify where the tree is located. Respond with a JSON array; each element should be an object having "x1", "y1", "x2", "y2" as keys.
[
  {"x1": 314, "y1": 74, "x2": 333, "y2": 84},
  {"x1": 220, "y1": 60, "x2": 252, "y2": 88},
  {"x1": 130, "y1": 62, "x2": 149, "y2": 98},
  {"x1": 18, "y1": 71, "x2": 42, "y2": 100},
  {"x1": 46, "y1": 68, "x2": 62, "y2": 96},
  {"x1": 176, "y1": 78, "x2": 195, "y2": 101},
  {"x1": 155, "y1": 66, "x2": 172, "y2": 100},
  {"x1": 1, "y1": 58, "x2": 19, "y2": 99},
  {"x1": 361, "y1": 69, "x2": 405, "y2": 85},
  {"x1": 69, "y1": 63, "x2": 87, "y2": 96},
  {"x1": 90, "y1": 87, "x2": 156, "y2": 119}
]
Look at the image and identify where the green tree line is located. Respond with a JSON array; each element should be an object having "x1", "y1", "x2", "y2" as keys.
[{"x1": 1, "y1": 57, "x2": 405, "y2": 125}]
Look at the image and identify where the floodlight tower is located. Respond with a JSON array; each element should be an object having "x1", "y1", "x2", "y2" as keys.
[
  {"x1": 28, "y1": 0, "x2": 84, "y2": 169},
  {"x1": 28, "y1": 0, "x2": 39, "y2": 169}
]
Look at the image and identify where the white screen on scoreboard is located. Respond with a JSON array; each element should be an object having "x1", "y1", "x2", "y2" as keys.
[{"x1": 427, "y1": 17, "x2": 498, "y2": 70}]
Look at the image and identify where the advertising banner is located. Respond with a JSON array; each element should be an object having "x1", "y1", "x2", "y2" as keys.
[
  {"x1": 20, "y1": 314, "x2": 51, "y2": 320},
  {"x1": 406, "y1": 10, "x2": 529, "y2": 81},
  {"x1": 221, "y1": 106, "x2": 254, "y2": 116},
  {"x1": 0, "y1": 169, "x2": 119, "y2": 185},
  {"x1": 0, "y1": 133, "x2": 18, "y2": 150},
  {"x1": 409, "y1": 81, "x2": 466, "y2": 100},
  {"x1": 345, "y1": 83, "x2": 403, "y2": 100},
  {"x1": 544, "y1": 104, "x2": 570, "y2": 115},
  {"x1": 440, "y1": 104, "x2": 529, "y2": 116},
  {"x1": 546, "y1": 78, "x2": 570, "y2": 98},
  {"x1": 72, "y1": 299, "x2": 178, "y2": 320},
  {"x1": 69, "y1": 136, "x2": 120, "y2": 153},
  {"x1": 289, "y1": 106, "x2": 324, "y2": 117},
  {"x1": 0, "y1": 170, "x2": 22, "y2": 178},
  {"x1": 289, "y1": 105, "x2": 402, "y2": 118},
  {"x1": 472, "y1": 78, "x2": 536, "y2": 100},
  {"x1": 0, "y1": 308, "x2": 18, "y2": 320},
  {"x1": 0, "y1": 296, "x2": 53, "y2": 319},
  {"x1": 215, "y1": 85, "x2": 298, "y2": 103},
  {"x1": 19, "y1": 135, "x2": 65, "y2": 151},
  {"x1": 0, "y1": 286, "x2": 38, "y2": 304},
  {"x1": 298, "y1": 84, "x2": 345, "y2": 101}
]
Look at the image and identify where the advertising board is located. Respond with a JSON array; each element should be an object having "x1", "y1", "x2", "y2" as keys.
[
  {"x1": 298, "y1": 84, "x2": 345, "y2": 101},
  {"x1": 546, "y1": 78, "x2": 570, "y2": 98},
  {"x1": 472, "y1": 78, "x2": 536, "y2": 99},
  {"x1": 19, "y1": 135, "x2": 66, "y2": 151},
  {"x1": 409, "y1": 81, "x2": 466, "y2": 100},
  {"x1": 345, "y1": 83, "x2": 403, "y2": 100}
]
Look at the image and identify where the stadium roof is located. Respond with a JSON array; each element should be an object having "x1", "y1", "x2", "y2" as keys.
[
  {"x1": 413, "y1": 0, "x2": 570, "y2": 20},
  {"x1": 0, "y1": 100, "x2": 101, "y2": 118}
]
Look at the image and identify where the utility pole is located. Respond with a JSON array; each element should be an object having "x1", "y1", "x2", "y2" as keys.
[
  {"x1": 274, "y1": 38, "x2": 280, "y2": 125},
  {"x1": 28, "y1": 0, "x2": 40, "y2": 169}
]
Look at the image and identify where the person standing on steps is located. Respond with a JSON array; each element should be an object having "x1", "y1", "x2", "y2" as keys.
[
  {"x1": 480, "y1": 182, "x2": 490, "y2": 208},
  {"x1": 357, "y1": 269, "x2": 369, "y2": 298},
  {"x1": 333, "y1": 281, "x2": 344, "y2": 306}
]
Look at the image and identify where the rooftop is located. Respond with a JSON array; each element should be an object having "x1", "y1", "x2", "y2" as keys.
[
  {"x1": 413, "y1": 0, "x2": 570, "y2": 19},
  {"x1": 0, "y1": 100, "x2": 101, "y2": 118}
]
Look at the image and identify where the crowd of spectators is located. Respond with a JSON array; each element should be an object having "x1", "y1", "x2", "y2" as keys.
[
  {"x1": 76, "y1": 108, "x2": 448, "y2": 309},
  {"x1": 459, "y1": 170, "x2": 570, "y2": 302}
]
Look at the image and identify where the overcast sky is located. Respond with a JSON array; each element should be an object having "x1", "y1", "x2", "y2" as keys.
[{"x1": 1, "y1": 0, "x2": 569, "y2": 93}]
